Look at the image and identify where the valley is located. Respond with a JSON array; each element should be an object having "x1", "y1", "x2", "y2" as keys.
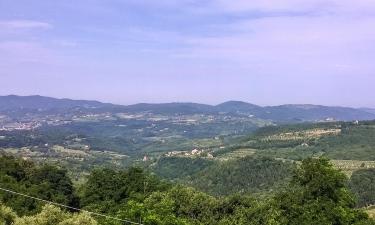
[{"x1": 1, "y1": 95, "x2": 375, "y2": 224}]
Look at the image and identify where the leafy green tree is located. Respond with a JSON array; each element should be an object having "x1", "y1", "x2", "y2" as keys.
[
  {"x1": 14, "y1": 204, "x2": 68, "y2": 225},
  {"x1": 57, "y1": 212, "x2": 98, "y2": 225},
  {"x1": 114, "y1": 186, "x2": 217, "y2": 225},
  {"x1": 0, "y1": 156, "x2": 78, "y2": 215},
  {"x1": 274, "y1": 158, "x2": 373, "y2": 225},
  {"x1": 80, "y1": 167, "x2": 169, "y2": 215},
  {"x1": 13, "y1": 204, "x2": 97, "y2": 225},
  {"x1": 0, "y1": 203, "x2": 17, "y2": 225},
  {"x1": 166, "y1": 186, "x2": 218, "y2": 224},
  {"x1": 143, "y1": 192, "x2": 191, "y2": 225}
]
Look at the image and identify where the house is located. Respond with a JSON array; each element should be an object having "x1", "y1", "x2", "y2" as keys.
[{"x1": 191, "y1": 149, "x2": 200, "y2": 155}]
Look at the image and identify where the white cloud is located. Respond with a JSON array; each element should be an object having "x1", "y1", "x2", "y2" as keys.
[{"x1": 0, "y1": 20, "x2": 52, "y2": 30}]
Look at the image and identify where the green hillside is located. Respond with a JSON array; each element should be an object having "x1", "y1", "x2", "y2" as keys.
[
  {"x1": 151, "y1": 120, "x2": 375, "y2": 198},
  {"x1": 226, "y1": 120, "x2": 375, "y2": 161}
]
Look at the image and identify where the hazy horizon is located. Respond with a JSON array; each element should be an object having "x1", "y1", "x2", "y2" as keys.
[{"x1": 1, "y1": 1, "x2": 375, "y2": 108}]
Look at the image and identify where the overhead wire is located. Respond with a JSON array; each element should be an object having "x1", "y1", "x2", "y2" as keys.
[{"x1": 0, "y1": 186, "x2": 143, "y2": 225}]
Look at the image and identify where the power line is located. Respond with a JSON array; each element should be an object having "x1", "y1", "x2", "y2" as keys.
[{"x1": 0, "y1": 186, "x2": 143, "y2": 225}]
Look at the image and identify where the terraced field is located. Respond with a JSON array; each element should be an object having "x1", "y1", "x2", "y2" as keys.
[
  {"x1": 215, "y1": 148, "x2": 256, "y2": 161},
  {"x1": 332, "y1": 160, "x2": 375, "y2": 177},
  {"x1": 261, "y1": 128, "x2": 341, "y2": 141}
]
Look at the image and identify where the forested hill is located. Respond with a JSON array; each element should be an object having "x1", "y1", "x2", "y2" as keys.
[
  {"x1": 152, "y1": 120, "x2": 375, "y2": 202},
  {"x1": 1, "y1": 95, "x2": 375, "y2": 122}
]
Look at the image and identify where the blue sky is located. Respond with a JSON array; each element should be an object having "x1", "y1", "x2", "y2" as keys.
[{"x1": 0, "y1": 0, "x2": 374, "y2": 107}]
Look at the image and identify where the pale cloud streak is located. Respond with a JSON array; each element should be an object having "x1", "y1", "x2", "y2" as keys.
[{"x1": 0, "y1": 20, "x2": 52, "y2": 30}]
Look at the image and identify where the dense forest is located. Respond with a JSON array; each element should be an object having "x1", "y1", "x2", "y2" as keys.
[
  {"x1": 188, "y1": 157, "x2": 293, "y2": 196},
  {"x1": 350, "y1": 169, "x2": 375, "y2": 207},
  {"x1": 0, "y1": 156, "x2": 374, "y2": 225}
]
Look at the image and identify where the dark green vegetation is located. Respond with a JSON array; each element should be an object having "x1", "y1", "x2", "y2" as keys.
[
  {"x1": 153, "y1": 157, "x2": 293, "y2": 196},
  {"x1": 273, "y1": 158, "x2": 372, "y2": 225},
  {"x1": 0, "y1": 156, "x2": 78, "y2": 215},
  {"x1": 188, "y1": 157, "x2": 293, "y2": 196},
  {"x1": 0, "y1": 156, "x2": 374, "y2": 225},
  {"x1": 152, "y1": 157, "x2": 214, "y2": 180},
  {"x1": 350, "y1": 169, "x2": 375, "y2": 207},
  {"x1": 150, "y1": 121, "x2": 375, "y2": 197}
]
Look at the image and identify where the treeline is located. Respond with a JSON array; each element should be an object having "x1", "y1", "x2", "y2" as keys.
[{"x1": 0, "y1": 156, "x2": 374, "y2": 225}]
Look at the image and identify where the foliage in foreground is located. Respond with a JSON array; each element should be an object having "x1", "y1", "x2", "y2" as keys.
[
  {"x1": 0, "y1": 204, "x2": 97, "y2": 225},
  {"x1": 0, "y1": 156, "x2": 374, "y2": 225},
  {"x1": 0, "y1": 156, "x2": 78, "y2": 215},
  {"x1": 275, "y1": 158, "x2": 372, "y2": 225}
]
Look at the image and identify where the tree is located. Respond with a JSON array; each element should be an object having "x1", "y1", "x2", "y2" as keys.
[
  {"x1": 274, "y1": 158, "x2": 373, "y2": 225},
  {"x1": 13, "y1": 204, "x2": 97, "y2": 225},
  {"x1": 0, "y1": 156, "x2": 78, "y2": 215},
  {"x1": 0, "y1": 203, "x2": 17, "y2": 225},
  {"x1": 215, "y1": 195, "x2": 284, "y2": 225},
  {"x1": 80, "y1": 167, "x2": 169, "y2": 214}
]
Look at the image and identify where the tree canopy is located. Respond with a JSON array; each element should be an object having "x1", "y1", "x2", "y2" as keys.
[{"x1": 0, "y1": 156, "x2": 374, "y2": 225}]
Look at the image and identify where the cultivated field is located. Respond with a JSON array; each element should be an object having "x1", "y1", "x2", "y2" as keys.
[
  {"x1": 331, "y1": 160, "x2": 375, "y2": 177},
  {"x1": 216, "y1": 148, "x2": 256, "y2": 161},
  {"x1": 262, "y1": 128, "x2": 341, "y2": 141}
]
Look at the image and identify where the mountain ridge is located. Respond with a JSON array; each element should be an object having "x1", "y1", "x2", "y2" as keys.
[
  {"x1": 0, "y1": 95, "x2": 115, "y2": 111},
  {"x1": 0, "y1": 95, "x2": 374, "y2": 122}
]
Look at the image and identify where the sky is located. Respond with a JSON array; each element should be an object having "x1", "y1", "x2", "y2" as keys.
[{"x1": 0, "y1": 0, "x2": 374, "y2": 107}]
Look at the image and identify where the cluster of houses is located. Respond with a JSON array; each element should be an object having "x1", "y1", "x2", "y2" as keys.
[
  {"x1": 0, "y1": 122, "x2": 41, "y2": 131},
  {"x1": 164, "y1": 148, "x2": 214, "y2": 158}
]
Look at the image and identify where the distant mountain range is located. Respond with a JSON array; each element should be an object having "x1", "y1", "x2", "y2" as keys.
[
  {"x1": 360, "y1": 108, "x2": 375, "y2": 115},
  {"x1": 0, "y1": 95, "x2": 374, "y2": 122},
  {"x1": 0, "y1": 95, "x2": 114, "y2": 111}
]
